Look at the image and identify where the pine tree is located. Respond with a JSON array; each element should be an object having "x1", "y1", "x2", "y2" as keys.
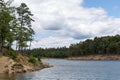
[
  {"x1": 0, "y1": 0, "x2": 13, "y2": 53},
  {"x1": 16, "y1": 3, "x2": 34, "y2": 51}
]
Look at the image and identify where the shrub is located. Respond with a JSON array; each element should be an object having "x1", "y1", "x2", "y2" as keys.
[
  {"x1": 37, "y1": 57, "x2": 41, "y2": 62},
  {"x1": 1, "y1": 47, "x2": 17, "y2": 60},
  {"x1": 10, "y1": 49, "x2": 18, "y2": 60},
  {"x1": 28, "y1": 57, "x2": 37, "y2": 63}
]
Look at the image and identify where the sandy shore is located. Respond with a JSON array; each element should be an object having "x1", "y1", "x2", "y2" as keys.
[{"x1": 67, "y1": 55, "x2": 120, "y2": 60}]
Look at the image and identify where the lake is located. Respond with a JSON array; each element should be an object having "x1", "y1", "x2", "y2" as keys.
[{"x1": 1, "y1": 59, "x2": 120, "y2": 80}]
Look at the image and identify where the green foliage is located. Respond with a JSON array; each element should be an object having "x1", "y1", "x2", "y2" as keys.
[
  {"x1": 0, "y1": 0, "x2": 34, "y2": 55},
  {"x1": 22, "y1": 35, "x2": 120, "y2": 58},
  {"x1": 1, "y1": 48, "x2": 16, "y2": 60},
  {"x1": 37, "y1": 57, "x2": 41, "y2": 62},
  {"x1": 16, "y1": 3, "x2": 34, "y2": 51},
  {"x1": 0, "y1": 0, "x2": 14, "y2": 51},
  {"x1": 28, "y1": 57, "x2": 37, "y2": 63},
  {"x1": 9, "y1": 49, "x2": 18, "y2": 60}
]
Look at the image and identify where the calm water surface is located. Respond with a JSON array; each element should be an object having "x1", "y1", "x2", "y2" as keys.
[{"x1": 1, "y1": 59, "x2": 120, "y2": 80}]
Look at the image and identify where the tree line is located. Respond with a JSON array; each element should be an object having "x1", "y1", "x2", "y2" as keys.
[
  {"x1": 0, "y1": 0, "x2": 34, "y2": 55},
  {"x1": 22, "y1": 34, "x2": 120, "y2": 58}
]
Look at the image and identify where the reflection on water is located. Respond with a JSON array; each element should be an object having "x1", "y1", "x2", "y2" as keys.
[
  {"x1": 0, "y1": 74, "x2": 14, "y2": 80},
  {"x1": 1, "y1": 59, "x2": 120, "y2": 80}
]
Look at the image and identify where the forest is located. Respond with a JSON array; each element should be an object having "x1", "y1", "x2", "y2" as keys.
[
  {"x1": 22, "y1": 34, "x2": 120, "y2": 58},
  {"x1": 0, "y1": 0, "x2": 34, "y2": 56}
]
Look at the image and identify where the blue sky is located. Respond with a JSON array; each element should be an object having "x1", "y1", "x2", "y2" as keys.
[
  {"x1": 83, "y1": 0, "x2": 120, "y2": 18},
  {"x1": 13, "y1": 0, "x2": 120, "y2": 48}
]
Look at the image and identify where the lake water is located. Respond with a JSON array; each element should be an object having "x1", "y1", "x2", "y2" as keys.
[{"x1": 1, "y1": 59, "x2": 120, "y2": 80}]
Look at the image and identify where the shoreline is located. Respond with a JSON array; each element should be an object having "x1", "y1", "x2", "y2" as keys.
[
  {"x1": 67, "y1": 55, "x2": 120, "y2": 60},
  {"x1": 41, "y1": 55, "x2": 120, "y2": 60},
  {"x1": 0, "y1": 55, "x2": 52, "y2": 74}
]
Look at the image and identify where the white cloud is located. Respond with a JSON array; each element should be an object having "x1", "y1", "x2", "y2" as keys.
[
  {"x1": 31, "y1": 37, "x2": 80, "y2": 48},
  {"x1": 12, "y1": 0, "x2": 120, "y2": 48}
]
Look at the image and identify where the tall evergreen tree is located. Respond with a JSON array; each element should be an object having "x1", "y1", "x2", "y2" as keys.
[
  {"x1": 0, "y1": 0, "x2": 14, "y2": 53},
  {"x1": 16, "y1": 3, "x2": 34, "y2": 51}
]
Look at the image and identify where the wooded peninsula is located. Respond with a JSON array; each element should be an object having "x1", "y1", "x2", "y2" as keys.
[
  {"x1": 0, "y1": 0, "x2": 51, "y2": 74},
  {"x1": 22, "y1": 34, "x2": 120, "y2": 60}
]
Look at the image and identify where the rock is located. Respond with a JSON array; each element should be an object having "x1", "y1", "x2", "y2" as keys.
[{"x1": 42, "y1": 62, "x2": 53, "y2": 68}]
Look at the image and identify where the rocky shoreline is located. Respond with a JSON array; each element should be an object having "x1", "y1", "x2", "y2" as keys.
[{"x1": 0, "y1": 55, "x2": 52, "y2": 74}]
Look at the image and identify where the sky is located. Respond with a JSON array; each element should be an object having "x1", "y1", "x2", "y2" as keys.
[
  {"x1": 83, "y1": 0, "x2": 120, "y2": 18},
  {"x1": 12, "y1": 0, "x2": 120, "y2": 48}
]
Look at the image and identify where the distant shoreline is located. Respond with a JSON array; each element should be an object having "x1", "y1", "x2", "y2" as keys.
[
  {"x1": 67, "y1": 55, "x2": 120, "y2": 60},
  {"x1": 42, "y1": 55, "x2": 120, "y2": 60}
]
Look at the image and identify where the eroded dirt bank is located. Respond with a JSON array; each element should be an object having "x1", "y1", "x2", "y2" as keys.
[{"x1": 0, "y1": 55, "x2": 52, "y2": 74}]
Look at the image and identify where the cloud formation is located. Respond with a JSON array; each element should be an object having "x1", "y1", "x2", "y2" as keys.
[{"x1": 13, "y1": 0, "x2": 120, "y2": 48}]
